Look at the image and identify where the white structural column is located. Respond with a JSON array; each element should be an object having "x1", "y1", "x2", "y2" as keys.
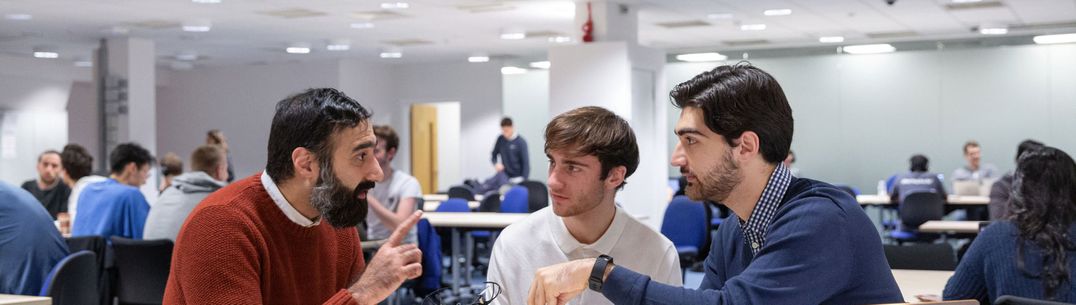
[
  {"x1": 97, "y1": 37, "x2": 159, "y2": 203},
  {"x1": 549, "y1": 1, "x2": 668, "y2": 228}
]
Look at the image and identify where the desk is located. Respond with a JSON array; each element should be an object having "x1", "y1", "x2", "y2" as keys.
[
  {"x1": 891, "y1": 269, "x2": 953, "y2": 303},
  {"x1": 0, "y1": 294, "x2": 51, "y2": 305},
  {"x1": 918, "y1": 221, "x2": 983, "y2": 234},
  {"x1": 361, "y1": 239, "x2": 386, "y2": 251},
  {"x1": 423, "y1": 194, "x2": 485, "y2": 203},
  {"x1": 857, "y1": 195, "x2": 989, "y2": 206},
  {"x1": 424, "y1": 212, "x2": 528, "y2": 296},
  {"x1": 422, "y1": 200, "x2": 481, "y2": 212}
]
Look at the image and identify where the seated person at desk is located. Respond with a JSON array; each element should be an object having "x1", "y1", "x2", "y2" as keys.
[
  {"x1": 527, "y1": 64, "x2": 902, "y2": 305},
  {"x1": 143, "y1": 144, "x2": 229, "y2": 241},
  {"x1": 71, "y1": 142, "x2": 154, "y2": 240},
  {"x1": 945, "y1": 145, "x2": 1076, "y2": 303},
  {"x1": 0, "y1": 181, "x2": 69, "y2": 295},
  {"x1": 889, "y1": 154, "x2": 947, "y2": 204},
  {"x1": 988, "y1": 139, "x2": 1042, "y2": 220},
  {"x1": 365, "y1": 124, "x2": 422, "y2": 244},
  {"x1": 952, "y1": 140, "x2": 1000, "y2": 191},
  {"x1": 487, "y1": 106, "x2": 682, "y2": 305}
]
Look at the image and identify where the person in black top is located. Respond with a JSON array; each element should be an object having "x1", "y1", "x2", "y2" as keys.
[{"x1": 20, "y1": 150, "x2": 71, "y2": 219}]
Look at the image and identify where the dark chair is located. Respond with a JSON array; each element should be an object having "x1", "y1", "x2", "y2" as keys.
[
  {"x1": 660, "y1": 196, "x2": 708, "y2": 278},
  {"x1": 890, "y1": 192, "x2": 945, "y2": 244},
  {"x1": 518, "y1": 181, "x2": 549, "y2": 213},
  {"x1": 447, "y1": 185, "x2": 476, "y2": 201},
  {"x1": 109, "y1": 237, "x2": 173, "y2": 305},
  {"x1": 477, "y1": 191, "x2": 501, "y2": 213},
  {"x1": 883, "y1": 244, "x2": 956, "y2": 271},
  {"x1": 40, "y1": 250, "x2": 99, "y2": 305},
  {"x1": 996, "y1": 295, "x2": 1076, "y2": 305},
  {"x1": 500, "y1": 186, "x2": 529, "y2": 214},
  {"x1": 64, "y1": 235, "x2": 111, "y2": 305}
]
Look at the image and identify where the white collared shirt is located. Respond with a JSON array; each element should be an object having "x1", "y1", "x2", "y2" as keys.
[
  {"x1": 487, "y1": 207, "x2": 682, "y2": 305},
  {"x1": 260, "y1": 171, "x2": 320, "y2": 227}
]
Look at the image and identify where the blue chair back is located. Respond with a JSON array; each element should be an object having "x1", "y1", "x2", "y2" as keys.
[
  {"x1": 660, "y1": 196, "x2": 708, "y2": 250},
  {"x1": 435, "y1": 198, "x2": 470, "y2": 212},
  {"x1": 40, "y1": 250, "x2": 99, "y2": 305},
  {"x1": 415, "y1": 219, "x2": 442, "y2": 296},
  {"x1": 500, "y1": 186, "x2": 529, "y2": 213}
]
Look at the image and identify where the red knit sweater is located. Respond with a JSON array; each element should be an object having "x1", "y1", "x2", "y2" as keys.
[{"x1": 164, "y1": 175, "x2": 363, "y2": 305}]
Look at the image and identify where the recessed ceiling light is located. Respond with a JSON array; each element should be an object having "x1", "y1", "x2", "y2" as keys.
[
  {"x1": 529, "y1": 61, "x2": 551, "y2": 69},
  {"x1": 468, "y1": 54, "x2": 490, "y2": 63},
  {"x1": 707, "y1": 13, "x2": 733, "y2": 20},
  {"x1": 350, "y1": 22, "x2": 374, "y2": 29},
  {"x1": 5, "y1": 13, "x2": 32, "y2": 21},
  {"x1": 327, "y1": 39, "x2": 350, "y2": 51},
  {"x1": 380, "y1": 2, "x2": 409, "y2": 9},
  {"x1": 763, "y1": 9, "x2": 791, "y2": 16},
  {"x1": 1033, "y1": 33, "x2": 1076, "y2": 44},
  {"x1": 501, "y1": 31, "x2": 526, "y2": 40},
  {"x1": 548, "y1": 36, "x2": 571, "y2": 43},
  {"x1": 182, "y1": 20, "x2": 212, "y2": 32},
  {"x1": 675, "y1": 52, "x2": 727, "y2": 62},
  {"x1": 952, "y1": 0, "x2": 982, "y2": 3},
  {"x1": 842, "y1": 44, "x2": 895, "y2": 54},
  {"x1": 192, "y1": 0, "x2": 221, "y2": 3},
  {"x1": 501, "y1": 66, "x2": 527, "y2": 75},
  {"x1": 380, "y1": 50, "x2": 402, "y2": 58},
  {"x1": 74, "y1": 60, "x2": 93, "y2": 68},
  {"x1": 740, "y1": 24, "x2": 766, "y2": 31},
  {"x1": 819, "y1": 36, "x2": 845, "y2": 43},
  {"x1": 33, "y1": 52, "x2": 59, "y2": 59},
  {"x1": 978, "y1": 25, "x2": 1008, "y2": 35},
  {"x1": 286, "y1": 43, "x2": 311, "y2": 54},
  {"x1": 175, "y1": 51, "x2": 198, "y2": 61}
]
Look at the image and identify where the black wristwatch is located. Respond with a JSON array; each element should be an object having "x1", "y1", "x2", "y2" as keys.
[{"x1": 588, "y1": 254, "x2": 614, "y2": 292}]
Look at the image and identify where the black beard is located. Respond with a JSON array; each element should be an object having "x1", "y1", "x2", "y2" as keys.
[{"x1": 310, "y1": 161, "x2": 376, "y2": 228}]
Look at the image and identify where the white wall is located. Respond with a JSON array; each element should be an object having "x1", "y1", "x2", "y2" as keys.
[
  {"x1": 503, "y1": 70, "x2": 551, "y2": 183},
  {"x1": 664, "y1": 43, "x2": 1076, "y2": 193}
]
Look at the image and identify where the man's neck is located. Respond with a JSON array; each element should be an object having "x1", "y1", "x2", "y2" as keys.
[
  {"x1": 561, "y1": 196, "x2": 617, "y2": 245},
  {"x1": 382, "y1": 166, "x2": 395, "y2": 181},
  {"x1": 275, "y1": 178, "x2": 320, "y2": 220},
  {"x1": 968, "y1": 163, "x2": 980, "y2": 171},
  {"x1": 722, "y1": 163, "x2": 777, "y2": 222},
  {"x1": 37, "y1": 178, "x2": 57, "y2": 190}
]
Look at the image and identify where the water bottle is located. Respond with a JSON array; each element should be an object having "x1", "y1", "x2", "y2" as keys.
[{"x1": 877, "y1": 180, "x2": 887, "y2": 196}]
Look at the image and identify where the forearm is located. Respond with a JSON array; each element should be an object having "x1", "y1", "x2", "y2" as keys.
[{"x1": 602, "y1": 266, "x2": 725, "y2": 305}]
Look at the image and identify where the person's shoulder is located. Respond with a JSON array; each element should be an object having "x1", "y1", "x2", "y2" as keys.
[
  {"x1": 20, "y1": 180, "x2": 35, "y2": 189},
  {"x1": 978, "y1": 221, "x2": 1017, "y2": 243},
  {"x1": 497, "y1": 208, "x2": 553, "y2": 247},
  {"x1": 783, "y1": 178, "x2": 857, "y2": 217},
  {"x1": 619, "y1": 211, "x2": 675, "y2": 249}
]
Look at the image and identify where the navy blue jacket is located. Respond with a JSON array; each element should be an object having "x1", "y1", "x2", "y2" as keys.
[
  {"x1": 602, "y1": 177, "x2": 903, "y2": 304},
  {"x1": 491, "y1": 135, "x2": 529, "y2": 179}
]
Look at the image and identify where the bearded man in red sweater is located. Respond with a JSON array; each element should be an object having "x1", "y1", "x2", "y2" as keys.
[{"x1": 164, "y1": 88, "x2": 423, "y2": 305}]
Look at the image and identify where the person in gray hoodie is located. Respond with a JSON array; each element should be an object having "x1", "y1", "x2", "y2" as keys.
[{"x1": 143, "y1": 144, "x2": 228, "y2": 241}]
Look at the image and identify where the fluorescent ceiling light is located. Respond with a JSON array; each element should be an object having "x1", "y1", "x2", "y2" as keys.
[
  {"x1": 1033, "y1": 33, "x2": 1076, "y2": 44},
  {"x1": 952, "y1": 0, "x2": 982, "y2": 3},
  {"x1": 5, "y1": 13, "x2": 32, "y2": 20},
  {"x1": 380, "y1": 51, "x2": 402, "y2": 58},
  {"x1": 327, "y1": 44, "x2": 350, "y2": 51},
  {"x1": 501, "y1": 32, "x2": 526, "y2": 40},
  {"x1": 380, "y1": 2, "x2": 409, "y2": 9},
  {"x1": 175, "y1": 52, "x2": 198, "y2": 61},
  {"x1": 501, "y1": 66, "x2": 527, "y2": 75},
  {"x1": 468, "y1": 55, "x2": 490, "y2": 63},
  {"x1": 707, "y1": 13, "x2": 733, "y2": 20},
  {"x1": 192, "y1": 0, "x2": 221, "y2": 3},
  {"x1": 842, "y1": 44, "x2": 895, "y2": 54},
  {"x1": 675, "y1": 52, "x2": 727, "y2": 62},
  {"x1": 548, "y1": 36, "x2": 571, "y2": 43},
  {"x1": 285, "y1": 44, "x2": 310, "y2": 54},
  {"x1": 182, "y1": 20, "x2": 212, "y2": 32},
  {"x1": 819, "y1": 36, "x2": 845, "y2": 43},
  {"x1": 74, "y1": 60, "x2": 93, "y2": 68},
  {"x1": 529, "y1": 61, "x2": 551, "y2": 69},
  {"x1": 350, "y1": 22, "x2": 374, "y2": 29},
  {"x1": 979, "y1": 26, "x2": 1007, "y2": 35},
  {"x1": 763, "y1": 9, "x2": 791, "y2": 16},
  {"x1": 33, "y1": 51, "x2": 59, "y2": 59},
  {"x1": 740, "y1": 24, "x2": 766, "y2": 31}
]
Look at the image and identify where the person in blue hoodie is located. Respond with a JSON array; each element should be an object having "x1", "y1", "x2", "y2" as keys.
[
  {"x1": 0, "y1": 180, "x2": 69, "y2": 295},
  {"x1": 71, "y1": 142, "x2": 154, "y2": 240},
  {"x1": 526, "y1": 63, "x2": 903, "y2": 305}
]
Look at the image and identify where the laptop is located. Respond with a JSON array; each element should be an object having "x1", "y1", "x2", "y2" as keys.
[{"x1": 952, "y1": 180, "x2": 983, "y2": 196}]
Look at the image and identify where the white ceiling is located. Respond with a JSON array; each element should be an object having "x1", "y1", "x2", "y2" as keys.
[{"x1": 1, "y1": 0, "x2": 1074, "y2": 69}]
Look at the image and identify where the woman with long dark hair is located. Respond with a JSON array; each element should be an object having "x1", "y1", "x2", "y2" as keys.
[{"x1": 945, "y1": 146, "x2": 1076, "y2": 303}]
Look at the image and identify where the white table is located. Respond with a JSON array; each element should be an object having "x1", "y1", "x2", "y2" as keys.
[
  {"x1": 891, "y1": 269, "x2": 954, "y2": 303},
  {"x1": 0, "y1": 294, "x2": 51, "y2": 305},
  {"x1": 918, "y1": 221, "x2": 983, "y2": 234},
  {"x1": 424, "y1": 212, "x2": 528, "y2": 296},
  {"x1": 361, "y1": 239, "x2": 387, "y2": 251},
  {"x1": 857, "y1": 194, "x2": 989, "y2": 206},
  {"x1": 422, "y1": 200, "x2": 481, "y2": 212},
  {"x1": 423, "y1": 194, "x2": 485, "y2": 203}
]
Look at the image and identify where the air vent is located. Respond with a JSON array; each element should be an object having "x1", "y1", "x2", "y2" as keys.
[
  {"x1": 1011, "y1": 21, "x2": 1076, "y2": 31},
  {"x1": 867, "y1": 31, "x2": 918, "y2": 39},
  {"x1": 258, "y1": 8, "x2": 328, "y2": 19},
  {"x1": 382, "y1": 39, "x2": 434, "y2": 46},
  {"x1": 456, "y1": 3, "x2": 516, "y2": 13},
  {"x1": 655, "y1": 20, "x2": 710, "y2": 29},
  {"x1": 352, "y1": 10, "x2": 408, "y2": 20},
  {"x1": 126, "y1": 20, "x2": 181, "y2": 29},
  {"x1": 722, "y1": 39, "x2": 768, "y2": 46},
  {"x1": 945, "y1": 1, "x2": 1004, "y2": 11}
]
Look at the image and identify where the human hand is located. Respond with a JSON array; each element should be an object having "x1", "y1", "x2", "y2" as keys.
[{"x1": 350, "y1": 211, "x2": 424, "y2": 304}]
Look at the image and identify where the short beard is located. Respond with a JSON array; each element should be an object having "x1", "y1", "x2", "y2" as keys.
[
  {"x1": 310, "y1": 157, "x2": 375, "y2": 228},
  {"x1": 686, "y1": 149, "x2": 742, "y2": 204}
]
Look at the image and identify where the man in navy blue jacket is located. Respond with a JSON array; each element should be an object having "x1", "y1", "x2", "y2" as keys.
[
  {"x1": 492, "y1": 117, "x2": 530, "y2": 183},
  {"x1": 527, "y1": 63, "x2": 903, "y2": 305}
]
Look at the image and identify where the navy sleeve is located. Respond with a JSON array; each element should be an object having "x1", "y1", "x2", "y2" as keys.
[
  {"x1": 603, "y1": 198, "x2": 859, "y2": 304},
  {"x1": 518, "y1": 138, "x2": 530, "y2": 179},
  {"x1": 491, "y1": 137, "x2": 501, "y2": 164},
  {"x1": 944, "y1": 226, "x2": 992, "y2": 303}
]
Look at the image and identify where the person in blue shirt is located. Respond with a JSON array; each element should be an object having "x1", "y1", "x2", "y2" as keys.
[
  {"x1": 945, "y1": 146, "x2": 1076, "y2": 303},
  {"x1": 0, "y1": 180, "x2": 69, "y2": 295},
  {"x1": 71, "y1": 142, "x2": 154, "y2": 240},
  {"x1": 527, "y1": 63, "x2": 903, "y2": 305}
]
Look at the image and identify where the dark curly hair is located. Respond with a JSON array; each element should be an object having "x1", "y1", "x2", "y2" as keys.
[{"x1": 1010, "y1": 145, "x2": 1076, "y2": 300}]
